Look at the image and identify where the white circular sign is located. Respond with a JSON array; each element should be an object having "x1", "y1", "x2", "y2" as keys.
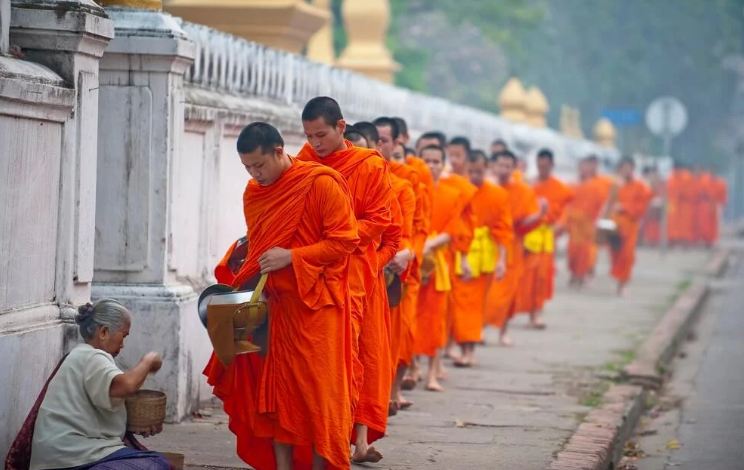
[{"x1": 645, "y1": 96, "x2": 687, "y2": 137}]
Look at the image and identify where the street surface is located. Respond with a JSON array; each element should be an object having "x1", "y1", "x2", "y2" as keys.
[{"x1": 633, "y1": 239, "x2": 744, "y2": 470}]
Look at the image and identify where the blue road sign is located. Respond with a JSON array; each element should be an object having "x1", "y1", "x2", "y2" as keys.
[{"x1": 601, "y1": 108, "x2": 642, "y2": 127}]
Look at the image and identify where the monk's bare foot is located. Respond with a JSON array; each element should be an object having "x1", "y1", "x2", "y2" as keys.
[
  {"x1": 453, "y1": 357, "x2": 472, "y2": 368},
  {"x1": 436, "y1": 366, "x2": 448, "y2": 381},
  {"x1": 398, "y1": 397, "x2": 414, "y2": 410},
  {"x1": 388, "y1": 400, "x2": 398, "y2": 416},
  {"x1": 352, "y1": 446, "x2": 383, "y2": 464},
  {"x1": 401, "y1": 375, "x2": 417, "y2": 391},
  {"x1": 617, "y1": 284, "x2": 627, "y2": 297},
  {"x1": 425, "y1": 380, "x2": 444, "y2": 392},
  {"x1": 498, "y1": 335, "x2": 514, "y2": 347},
  {"x1": 528, "y1": 318, "x2": 546, "y2": 330}
]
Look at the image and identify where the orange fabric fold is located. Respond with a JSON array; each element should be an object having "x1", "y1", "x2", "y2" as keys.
[
  {"x1": 204, "y1": 159, "x2": 359, "y2": 470},
  {"x1": 610, "y1": 178, "x2": 652, "y2": 283},
  {"x1": 414, "y1": 181, "x2": 470, "y2": 357},
  {"x1": 515, "y1": 176, "x2": 572, "y2": 313},
  {"x1": 451, "y1": 181, "x2": 512, "y2": 343},
  {"x1": 565, "y1": 178, "x2": 605, "y2": 280},
  {"x1": 297, "y1": 141, "x2": 396, "y2": 445},
  {"x1": 484, "y1": 178, "x2": 538, "y2": 328}
]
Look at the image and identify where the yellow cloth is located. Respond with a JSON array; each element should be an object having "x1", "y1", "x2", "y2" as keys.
[
  {"x1": 432, "y1": 245, "x2": 451, "y2": 292},
  {"x1": 523, "y1": 223, "x2": 555, "y2": 254},
  {"x1": 455, "y1": 226, "x2": 497, "y2": 277}
]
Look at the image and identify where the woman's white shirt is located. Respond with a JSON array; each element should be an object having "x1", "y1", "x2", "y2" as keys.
[{"x1": 30, "y1": 343, "x2": 126, "y2": 469}]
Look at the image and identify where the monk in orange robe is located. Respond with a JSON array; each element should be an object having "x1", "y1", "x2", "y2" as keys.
[
  {"x1": 441, "y1": 136, "x2": 477, "y2": 362},
  {"x1": 393, "y1": 143, "x2": 432, "y2": 400},
  {"x1": 712, "y1": 174, "x2": 728, "y2": 244},
  {"x1": 372, "y1": 118, "x2": 419, "y2": 415},
  {"x1": 515, "y1": 149, "x2": 572, "y2": 328},
  {"x1": 692, "y1": 170, "x2": 719, "y2": 247},
  {"x1": 667, "y1": 164, "x2": 695, "y2": 246},
  {"x1": 484, "y1": 150, "x2": 546, "y2": 346},
  {"x1": 640, "y1": 166, "x2": 664, "y2": 246},
  {"x1": 610, "y1": 157, "x2": 652, "y2": 296},
  {"x1": 585, "y1": 155, "x2": 614, "y2": 273},
  {"x1": 296, "y1": 97, "x2": 396, "y2": 464},
  {"x1": 450, "y1": 150, "x2": 511, "y2": 366},
  {"x1": 565, "y1": 159, "x2": 605, "y2": 286},
  {"x1": 415, "y1": 144, "x2": 471, "y2": 391},
  {"x1": 204, "y1": 122, "x2": 359, "y2": 470}
]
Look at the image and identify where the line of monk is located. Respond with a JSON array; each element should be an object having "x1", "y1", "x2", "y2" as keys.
[
  {"x1": 652, "y1": 163, "x2": 728, "y2": 248},
  {"x1": 200, "y1": 95, "x2": 723, "y2": 469}
]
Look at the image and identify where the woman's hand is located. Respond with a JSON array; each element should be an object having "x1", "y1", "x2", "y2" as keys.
[{"x1": 144, "y1": 352, "x2": 162, "y2": 373}]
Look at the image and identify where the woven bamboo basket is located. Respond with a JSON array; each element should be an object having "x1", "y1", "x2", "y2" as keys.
[{"x1": 125, "y1": 390, "x2": 166, "y2": 434}]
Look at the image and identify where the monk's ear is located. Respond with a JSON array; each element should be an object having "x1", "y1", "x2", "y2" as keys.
[
  {"x1": 273, "y1": 146, "x2": 283, "y2": 160},
  {"x1": 336, "y1": 119, "x2": 346, "y2": 136}
]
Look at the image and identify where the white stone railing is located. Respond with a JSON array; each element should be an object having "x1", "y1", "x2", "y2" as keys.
[{"x1": 180, "y1": 20, "x2": 616, "y2": 163}]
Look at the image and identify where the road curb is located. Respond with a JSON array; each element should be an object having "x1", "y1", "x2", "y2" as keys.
[
  {"x1": 548, "y1": 384, "x2": 646, "y2": 470},
  {"x1": 704, "y1": 248, "x2": 730, "y2": 277},
  {"x1": 621, "y1": 281, "x2": 708, "y2": 389},
  {"x1": 547, "y1": 249, "x2": 727, "y2": 470}
]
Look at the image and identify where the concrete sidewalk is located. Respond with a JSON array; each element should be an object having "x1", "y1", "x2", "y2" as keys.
[{"x1": 144, "y1": 248, "x2": 710, "y2": 469}]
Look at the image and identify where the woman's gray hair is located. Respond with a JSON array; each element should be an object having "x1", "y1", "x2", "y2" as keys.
[{"x1": 75, "y1": 299, "x2": 131, "y2": 340}]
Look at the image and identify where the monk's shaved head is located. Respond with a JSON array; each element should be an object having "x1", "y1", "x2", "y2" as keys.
[
  {"x1": 391, "y1": 117, "x2": 409, "y2": 144},
  {"x1": 373, "y1": 116, "x2": 399, "y2": 159},
  {"x1": 467, "y1": 149, "x2": 489, "y2": 187},
  {"x1": 421, "y1": 145, "x2": 446, "y2": 182},
  {"x1": 302, "y1": 96, "x2": 347, "y2": 157},
  {"x1": 344, "y1": 126, "x2": 368, "y2": 148},
  {"x1": 302, "y1": 96, "x2": 344, "y2": 126},
  {"x1": 354, "y1": 121, "x2": 379, "y2": 148},
  {"x1": 537, "y1": 148, "x2": 554, "y2": 180},
  {"x1": 237, "y1": 122, "x2": 290, "y2": 186},
  {"x1": 237, "y1": 122, "x2": 284, "y2": 155}
]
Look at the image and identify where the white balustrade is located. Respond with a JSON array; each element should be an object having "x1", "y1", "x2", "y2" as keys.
[{"x1": 180, "y1": 20, "x2": 617, "y2": 165}]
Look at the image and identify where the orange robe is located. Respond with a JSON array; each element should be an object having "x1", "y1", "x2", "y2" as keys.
[
  {"x1": 440, "y1": 173, "x2": 477, "y2": 341},
  {"x1": 451, "y1": 181, "x2": 512, "y2": 343},
  {"x1": 610, "y1": 179, "x2": 652, "y2": 283},
  {"x1": 667, "y1": 169, "x2": 695, "y2": 243},
  {"x1": 515, "y1": 176, "x2": 572, "y2": 313},
  {"x1": 588, "y1": 174, "x2": 615, "y2": 269},
  {"x1": 565, "y1": 178, "x2": 605, "y2": 279},
  {"x1": 712, "y1": 176, "x2": 728, "y2": 243},
  {"x1": 484, "y1": 178, "x2": 539, "y2": 328},
  {"x1": 693, "y1": 172, "x2": 718, "y2": 245},
  {"x1": 391, "y1": 160, "x2": 430, "y2": 366},
  {"x1": 414, "y1": 180, "x2": 470, "y2": 357},
  {"x1": 640, "y1": 179, "x2": 664, "y2": 246},
  {"x1": 296, "y1": 141, "x2": 396, "y2": 444},
  {"x1": 384, "y1": 175, "x2": 415, "y2": 382},
  {"x1": 204, "y1": 160, "x2": 359, "y2": 470}
]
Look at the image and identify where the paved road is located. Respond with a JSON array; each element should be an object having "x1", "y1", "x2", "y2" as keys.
[
  {"x1": 146, "y1": 248, "x2": 710, "y2": 469},
  {"x1": 634, "y1": 243, "x2": 744, "y2": 470}
]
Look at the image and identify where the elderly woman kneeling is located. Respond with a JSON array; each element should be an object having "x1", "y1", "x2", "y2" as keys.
[{"x1": 29, "y1": 299, "x2": 169, "y2": 470}]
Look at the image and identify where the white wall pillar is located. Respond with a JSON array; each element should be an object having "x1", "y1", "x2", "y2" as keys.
[
  {"x1": 10, "y1": 0, "x2": 114, "y2": 314},
  {"x1": 1, "y1": 0, "x2": 112, "y2": 457},
  {"x1": 0, "y1": 0, "x2": 9, "y2": 54},
  {"x1": 93, "y1": 6, "x2": 198, "y2": 420}
]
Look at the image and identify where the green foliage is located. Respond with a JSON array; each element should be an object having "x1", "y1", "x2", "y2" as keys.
[
  {"x1": 330, "y1": 0, "x2": 346, "y2": 56},
  {"x1": 329, "y1": 0, "x2": 743, "y2": 168}
]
